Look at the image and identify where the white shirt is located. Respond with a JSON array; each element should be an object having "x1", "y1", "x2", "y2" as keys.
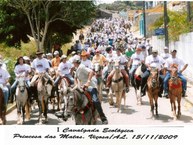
[
  {"x1": 164, "y1": 57, "x2": 185, "y2": 71},
  {"x1": 58, "y1": 61, "x2": 72, "y2": 76},
  {"x1": 131, "y1": 53, "x2": 144, "y2": 66},
  {"x1": 161, "y1": 53, "x2": 171, "y2": 60},
  {"x1": 105, "y1": 52, "x2": 117, "y2": 62},
  {"x1": 75, "y1": 64, "x2": 97, "y2": 88},
  {"x1": 0, "y1": 68, "x2": 10, "y2": 85},
  {"x1": 114, "y1": 54, "x2": 128, "y2": 69},
  {"x1": 14, "y1": 64, "x2": 31, "y2": 76},
  {"x1": 145, "y1": 55, "x2": 165, "y2": 70},
  {"x1": 32, "y1": 58, "x2": 50, "y2": 73},
  {"x1": 81, "y1": 59, "x2": 93, "y2": 69}
]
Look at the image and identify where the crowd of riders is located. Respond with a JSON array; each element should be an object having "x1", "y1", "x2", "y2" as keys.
[{"x1": 0, "y1": 17, "x2": 188, "y2": 124}]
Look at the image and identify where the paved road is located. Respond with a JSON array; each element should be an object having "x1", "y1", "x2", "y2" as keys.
[{"x1": 6, "y1": 85, "x2": 193, "y2": 125}]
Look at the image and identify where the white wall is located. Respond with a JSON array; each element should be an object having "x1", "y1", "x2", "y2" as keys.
[{"x1": 151, "y1": 32, "x2": 193, "y2": 82}]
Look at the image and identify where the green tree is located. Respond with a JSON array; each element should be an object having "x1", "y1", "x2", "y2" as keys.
[{"x1": 0, "y1": 0, "x2": 96, "y2": 52}]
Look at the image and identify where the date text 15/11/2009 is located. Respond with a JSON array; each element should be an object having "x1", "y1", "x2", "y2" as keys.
[{"x1": 132, "y1": 134, "x2": 178, "y2": 140}]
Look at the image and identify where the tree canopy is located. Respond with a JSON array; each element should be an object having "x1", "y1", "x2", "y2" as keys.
[{"x1": 0, "y1": 0, "x2": 96, "y2": 52}]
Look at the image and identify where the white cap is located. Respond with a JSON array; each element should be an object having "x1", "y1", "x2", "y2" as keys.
[
  {"x1": 164, "y1": 46, "x2": 169, "y2": 50},
  {"x1": 54, "y1": 51, "x2": 59, "y2": 55},
  {"x1": 23, "y1": 56, "x2": 30, "y2": 60}
]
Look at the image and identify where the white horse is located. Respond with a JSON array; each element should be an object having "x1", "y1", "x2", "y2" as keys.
[
  {"x1": 15, "y1": 74, "x2": 28, "y2": 124},
  {"x1": 93, "y1": 62, "x2": 103, "y2": 102}
]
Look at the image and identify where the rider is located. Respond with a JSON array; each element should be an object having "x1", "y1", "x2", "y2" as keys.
[
  {"x1": 92, "y1": 49, "x2": 107, "y2": 67},
  {"x1": 30, "y1": 51, "x2": 53, "y2": 87},
  {"x1": 72, "y1": 56, "x2": 108, "y2": 125},
  {"x1": 11, "y1": 56, "x2": 31, "y2": 93},
  {"x1": 141, "y1": 49, "x2": 165, "y2": 97},
  {"x1": 81, "y1": 50, "x2": 93, "y2": 69},
  {"x1": 54, "y1": 54, "x2": 74, "y2": 86},
  {"x1": 163, "y1": 49, "x2": 188, "y2": 98},
  {"x1": 51, "y1": 51, "x2": 60, "y2": 69},
  {"x1": 0, "y1": 60, "x2": 10, "y2": 106},
  {"x1": 106, "y1": 48, "x2": 130, "y2": 93},
  {"x1": 161, "y1": 46, "x2": 171, "y2": 60},
  {"x1": 128, "y1": 47, "x2": 145, "y2": 86}
]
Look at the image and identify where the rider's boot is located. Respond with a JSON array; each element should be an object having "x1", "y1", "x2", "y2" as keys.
[{"x1": 93, "y1": 102, "x2": 108, "y2": 125}]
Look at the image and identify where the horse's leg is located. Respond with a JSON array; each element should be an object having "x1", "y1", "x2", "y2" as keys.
[
  {"x1": 22, "y1": 105, "x2": 25, "y2": 124},
  {"x1": 63, "y1": 95, "x2": 68, "y2": 121},
  {"x1": 123, "y1": 91, "x2": 126, "y2": 109},
  {"x1": 25, "y1": 98, "x2": 31, "y2": 121},
  {"x1": 0, "y1": 96, "x2": 3, "y2": 125},
  {"x1": 149, "y1": 96, "x2": 154, "y2": 119},
  {"x1": 177, "y1": 95, "x2": 181, "y2": 119},
  {"x1": 16, "y1": 101, "x2": 22, "y2": 125},
  {"x1": 136, "y1": 89, "x2": 142, "y2": 105},
  {"x1": 155, "y1": 96, "x2": 159, "y2": 117},
  {"x1": 44, "y1": 99, "x2": 48, "y2": 123},
  {"x1": 108, "y1": 89, "x2": 114, "y2": 106},
  {"x1": 117, "y1": 92, "x2": 121, "y2": 112},
  {"x1": 37, "y1": 99, "x2": 43, "y2": 124},
  {"x1": 170, "y1": 96, "x2": 177, "y2": 120}
]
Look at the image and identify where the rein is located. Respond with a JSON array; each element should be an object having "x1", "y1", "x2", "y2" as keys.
[
  {"x1": 112, "y1": 77, "x2": 123, "y2": 83},
  {"x1": 73, "y1": 89, "x2": 93, "y2": 123}
]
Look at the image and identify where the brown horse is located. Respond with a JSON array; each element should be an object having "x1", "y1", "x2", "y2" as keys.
[
  {"x1": 0, "y1": 86, "x2": 6, "y2": 125},
  {"x1": 147, "y1": 68, "x2": 160, "y2": 119},
  {"x1": 108, "y1": 60, "x2": 126, "y2": 112},
  {"x1": 168, "y1": 67, "x2": 182, "y2": 120},
  {"x1": 36, "y1": 73, "x2": 53, "y2": 124}
]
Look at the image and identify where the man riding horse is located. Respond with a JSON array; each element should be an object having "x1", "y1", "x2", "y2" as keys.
[
  {"x1": 141, "y1": 49, "x2": 165, "y2": 97},
  {"x1": 163, "y1": 49, "x2": 188, "y2": 98},
  {"x1": 128, "y1": 47, "x2": 145, "y2": 86},
  {"x1": 106, "y1": 48, "x2": 130, "y2": 93},
  {"x1": 30, "y1": 51, "x2": 54, "y2": 87},
  {"x1": 72, "y1": 56, "x2": 108, "y2": 125}
]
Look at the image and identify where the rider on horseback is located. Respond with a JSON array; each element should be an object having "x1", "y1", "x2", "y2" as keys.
[
  {"x1": 72, "y1": 56, "x2": 108, "y2": 125},
  {"x1": 54, "y1": 54, "x2": 74, "y2": 87},
  {"x1": 141, "y1": 49, "x2": 165, "y2": 97},
  {"x1": 163, "y1": 49, "x2": 188, "y2": 98},
  {"x1": 11, "y1": 56, "x2": 31, "y2": 93},
  {"x1": 30, "y1": 51, "x2": 54, "y2": 87},
  {"x1": 0, "y1": 60, "x2": 10, "y2": 106},
  {"x1": 128, "y1": 47, "x2": 145, "y2": 86},
  {"x1": 106, "y1": 48, "x2": 130, "y2": 93}
]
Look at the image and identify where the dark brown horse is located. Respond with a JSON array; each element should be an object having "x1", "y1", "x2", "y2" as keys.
[
  {"x1": 168, "y1": 67, "x2": 182, "y2": 120},
  {"x1": 147, "y1": 68, "x2": 160, "y2": 119},
  {"x1": 0, "y1": 86, "x2": 6, "y2": 125}
]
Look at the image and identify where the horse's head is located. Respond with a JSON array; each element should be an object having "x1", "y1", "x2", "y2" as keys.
[
  {"x1": 149, "y1": 68, "x2": 159, "y2": 88},
  {"x1": 170, "y1": 67, "x2": 178, "y2": 84},
  {"x1": 49, "y1": 68, "x2": 56, "y2": 78},
  {"x1": 17, "y1": 75, "x2": 26, "y2": 93},
  {"x1": 37, "y1": 73, "x2": 53, "y2": 96},
  {"x1": 114, "y1": 60, "x2": 120, "y2": 71},
  {"x1": 93, "y1": 62, "x2": 101, "y2": 74}
]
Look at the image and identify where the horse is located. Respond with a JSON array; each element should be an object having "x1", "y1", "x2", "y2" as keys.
[
  {"x1": 36, "y1": 73, "x2": 53, "y2": 124},
  {"x1": 132, "y1": 63, "x2": 147, "y2": 105},
  {"x1": 56, "y1": 77, "x2": 71, "y2": 121},
  {"x1": 168, "y1": 67, "x2": 182, "y2": 120},
  {"x1": 93, "y1": 62, "x2": 103, "y2": 102},
  {"x1": 67, "y1": 87, "x2": 97, "y2": 125},
  {"x1": 49, "y1": 68, "x2": 60, "y2": 111},
  {"x1": 15, "y1": 74, "x2": 29, "y2": 124},
  {"x1": 0, "y1": 85, "x2": 6, "y2": 125},
  {"x1": 108, "y1": 60, "x2": 126, "y2": 112},
  {"x1": 147, "y1": 68, "x2": 160, "y2": 119}
]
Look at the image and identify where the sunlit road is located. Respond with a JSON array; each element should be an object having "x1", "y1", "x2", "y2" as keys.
[{"x1": 6, "y1": 85, "x2": 193, "y2": 125}]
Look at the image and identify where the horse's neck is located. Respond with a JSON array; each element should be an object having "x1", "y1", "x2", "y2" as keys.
[{"x1": 113, "y1": 69, "x2": 121, "y2": 78}]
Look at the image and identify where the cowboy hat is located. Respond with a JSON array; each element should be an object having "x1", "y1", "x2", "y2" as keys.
[
  {"x1": 54, "y1": 51, "x2": 59, "y2": 55},
  {"x1": 61, "y1": 54, "x2": 67, "y2": 60},
  {"x1": 81, "y1": 50, "x2": 87, "y2": 56},
  {"x1": 36, "y1": 51, "x2": 44, "y2": 55},
  {"x1": 152, "y1": 49, "x2": 158, "y2": 53}
]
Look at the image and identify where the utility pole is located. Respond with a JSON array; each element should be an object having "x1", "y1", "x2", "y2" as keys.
[
  {"x1": 187, "y1": 1, "x2": 191, "y2": 22},
  {"x1": 143, "y1": 1, "x2": 146, "y2": 38},
  {"x1": 164, "y1": 1, "x2": 169, "y2": 47}
]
